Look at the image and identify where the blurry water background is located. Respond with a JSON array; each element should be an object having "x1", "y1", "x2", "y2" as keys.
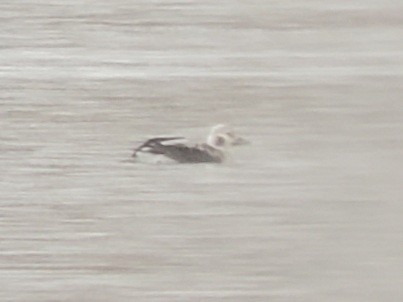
[{"x1": 1, "y1": 1, "x2": 402, "y2": 301}]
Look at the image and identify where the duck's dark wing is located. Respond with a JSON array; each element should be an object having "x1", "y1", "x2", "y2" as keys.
[
  {"x1": 159, "y1": 144, "x2": 223, "y2": 163},
  {"x1": 133, "y1": 137, "x2": 224, "y2": 163},
  {"x1": 135, "y1": 139, "x2": 223, "y2": 163},
  {"x1": 132, "y1": 137, "x2": 184, "y2": 157}
]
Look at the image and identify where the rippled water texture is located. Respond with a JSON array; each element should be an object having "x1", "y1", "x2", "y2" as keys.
[{"x1": 1, "y1": 1, "x2": 402, "y2": 301}]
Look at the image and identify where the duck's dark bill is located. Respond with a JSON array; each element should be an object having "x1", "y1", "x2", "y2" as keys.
[{"x1": 232, "y1": 136, "x2": 250, "y2": 145}]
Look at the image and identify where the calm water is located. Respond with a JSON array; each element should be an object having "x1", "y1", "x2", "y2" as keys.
[{"x1": 1, "y1": 1, "x2": 402, "y2": 301}]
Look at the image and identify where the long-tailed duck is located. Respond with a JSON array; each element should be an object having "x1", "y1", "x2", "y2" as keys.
[{"x1": 132, "y1": 124, "x2": 248, "y2": 163}]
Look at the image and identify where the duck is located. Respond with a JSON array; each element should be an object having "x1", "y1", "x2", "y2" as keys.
[{"x1": 132, "y1": 124, "x2": 248, "y2": 164}]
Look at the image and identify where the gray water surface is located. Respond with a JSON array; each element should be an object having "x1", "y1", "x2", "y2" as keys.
[{"x1": 1, "y1": 1, "x2": 402, "y2": 301}]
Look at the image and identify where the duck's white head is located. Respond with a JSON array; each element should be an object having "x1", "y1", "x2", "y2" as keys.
[{"x1": 207, "y1": 124, "x2": 249, "y2": 147}]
